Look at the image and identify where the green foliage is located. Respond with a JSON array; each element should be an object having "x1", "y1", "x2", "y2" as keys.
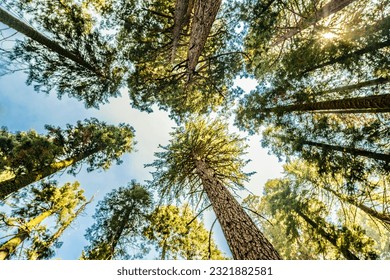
[
  {"x1": 83, "y1": 181, "x2": 151, "y2": 260},
  {"x1": 144, "y1": 205, "x2": 227, "y2": 260},
  {"x1": 147, "y1": 117, "x2": 251, "y2": 205},
  {"x1": 118, "y1": 0, "x2": 245, "y2": 120},
  {"x1": 3, "y1": 0, "x2": 124, "y2": 108},
  {"x1": 0, "y1": 180, "x2": 86, "y2": 259}
]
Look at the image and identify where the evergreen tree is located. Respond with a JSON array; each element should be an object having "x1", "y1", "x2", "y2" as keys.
[
  {"x1": 0, "y1": 181, "x2": 86, "y2": 260},
  {"x1": 147, "y1": 118, "x2": 280, "y2": 259},
  {"x1": 82, "y1": 181, "x2": 151, "y2": 260},
  {"x1": 0, "y1": 1, "x2": 124, "y2": 107},
  {"x1": 0, "y1": 118, "x2": 135, "y2": 199},
  {"x1": 144, "y1": 205, "x2": 227, "y2": 260}
]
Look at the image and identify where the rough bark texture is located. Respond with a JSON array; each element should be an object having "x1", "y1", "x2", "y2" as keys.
[
  {"x1": 272, "y1": 0, "x2": 356, "y2": 46},
  {"x1": 295, "y1": 208, "x2": 359, "y2": 260},
  {"x1": 172, "y1": 0, "x2": 195, "y2": 61},
  {"x1": 264, "y1": 94, "x2": 390, "y2": 114},
  {"x1": 0, "y1": 147, "x2": 100, "y2": 200},
  {"x1": 302, "y1": 140, "x2": 390, "y2": 162},
  {"x1": 187, "y1": 0, "x2": 222, "y2": 82},
  {"x1": 0, "y1": 210, "x2": 52, "y2": 260},
  {"x1": 195, "y1": 160, "x2": 281, "y2": 260},
  {"x1": 0, "y1": 7, "x2": 100, "y2": 75}
]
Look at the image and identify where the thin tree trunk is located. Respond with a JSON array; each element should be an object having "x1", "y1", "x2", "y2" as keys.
[
  {"x1": 28, "y1": 197, "x2": 92, "y2": 260},
  {"x1": 0, "y1": 7, "x2": 101, "y2": 76},
  {"x1": 319, "y1": 77, "x2": 390, "y2": 95},
  {"x1": 0, "y1": 210, "x2": 53, "y2": 260},
  {"x1": 302, "y1": 39, "x2": 390, "y2": 74},
  {"x1": 321, "y1": 186, "x2": 390, "y2": 226},
  {"x1": 294, "y1": 208, "x2": 359, "y2": 260},
  {"x1": 263, "y1": 94, "x2": 390, "y2": 114},
  {"x1": 302, "y1": 140, "x2": 390, "y2": 162},
  {"x1": 194, "y1": 159, "x2": 281, "y2": 260},
  {"x1": 187, "y1": 0, "x2": 222, "y2": 82},
  {"x1": 272, "y1": 0, "x2": 356, "y2": 46},
  {"x1": 0, "y1": 147, "x2": 101, "y2": 200}
]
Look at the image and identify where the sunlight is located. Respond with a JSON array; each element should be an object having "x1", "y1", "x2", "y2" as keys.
[{"x1": 321, "y1": 32, "x2": 338, "y2": 40}]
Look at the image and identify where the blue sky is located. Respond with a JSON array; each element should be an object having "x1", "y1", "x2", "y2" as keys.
[{"x1": 0, "y1": 48, "x2": 284, "y2": 260}]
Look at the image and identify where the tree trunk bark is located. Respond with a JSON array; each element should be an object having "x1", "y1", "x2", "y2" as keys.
[
  {"x1": 0, "y1": 7, "x2": 101, "y2": 76},
  {"x1": 187, "y1": 0, "x2": 222, "y2": 82},
  {"x1": 0, "y1": 210, "x2": 53, "y2": 260},
  {"x1": 302, "y1": 140, "x2": 390, "y2": 162},
  {"x1": 0, "y1": 147, "x2": 101, "y2": 200},
  {"x1": 194, "y1": 159, "x2": 281, "y2": 260},
  {"x1": 172, "y1": 0, "x2": 194, "y2": 62},
  {"x1": 272, "y1": 0, "x2": 356, "y2": 46},
  {"x1": 264, "y1": 94, "x2": 390, "y2": 114},
  {"x1": 294, "y1": 208, "x2": 359, "y2": 260}
]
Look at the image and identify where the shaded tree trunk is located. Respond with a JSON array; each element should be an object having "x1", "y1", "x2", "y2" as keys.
[
  {"x1": 0, "y1": 7, "x2": 101, "y2": 76},
  {"x1": 0, "y1": 147, "x2": 100, "y2": 200},
  {"x1": 172, "y1": 0, "x2": 195, "y2": 61},
  {"x1": 294, "y1": 208, "x2": 359, "y2": 260},
  {"x1": 0, "y1": 210, "x2": 53, "y2": 260},
  {"x1": 263, "y1": 94, "x2": 390, "y2": 114},
  {"x1": 194, "y1": 159, "x2": 281, "y2": 260},
  {"x1": 320, "y1": 186, "x2": 390, "y2": 226},
  {"x1": 302, "y1": 140, "x2": 390, "y2": 162},
  {"x1": 187, "y1": 0, "x2": 222, "y2": 82},
  {"x1": 302, "y1": 39, "x2": 390, "y2": 74},
  {"x1": 320, "y1": 77, "x2": 390, "y2": 95},
  {"x1": 272, "y1": 0, "x2": 356, "y2": 46}
]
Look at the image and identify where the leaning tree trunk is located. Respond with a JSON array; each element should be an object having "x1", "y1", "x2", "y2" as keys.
[
  {"x1": 302, "y1": 140, "x2": 390, "y2": 162},
  {"x1": 264, "y1": 94, "x2": 390, "y2": 114},
  {"x1": 28, "y1": 198, "x2": 92, "y2": 260},
  {"x1": 302, "y1": 39, "x2": 390, "y2": 74},
  {"x1": 319, "y1": 77, "x2": 390, "y2": 95},
  {"x1": 0, "y1": 210, "x2": 53, "y2": 260},
  {"x1": 294, "y1": 208, "x2": 359, "y2": 260},
  {"x1": 272, "y1": 0, "x2": 356, "y2": 46},
  {"x1": 194, "y1": 160, "x2": 281, "y2": 260},
  {"x1": 187, "y1": 0, "x2": 222, "y2": 82},
  {"x1": 171, "y1": 0, "x2": 195, "y2": 62},
  {"x1": 0, "y1": 147, "x2": 100, "y2": 200},
  {"x1": 0, "y1": 7, "x2": 100, "y2": 76},
  {"x1": 320, "y1": 185, "x2": 390, "y2": 226}
]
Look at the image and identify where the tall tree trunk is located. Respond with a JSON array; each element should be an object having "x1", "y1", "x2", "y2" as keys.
[
  {"x1": 187, "y1": 0, "x2": 222, "y2": 82},
  {"x1": 272, "y1": 0, "x2": 356, "y2": 46},
  {"x1": 0, "y1": 7, "x2": 101, "y2": 76},
  {"x1": 0, "y1": 210, "x2": 53, "y2": 260},
  {"x1": 294, "y1": 208, "x2": 359, "y2": 260},
  {"x1": 264, "y1": 94, "x2": 390, "y2": 114},
  {"x1": 194, "y1": 159, "x2": 281, "y2": 260},
  {"x1": 172, "y1": 0, "x2": 194, "y2": 62},
  {"x1": 302, "y1": 39, "x2": 390, "y2": 74},
  {"x1": 320, "y1": 77, "x2": 390, "y2": 95},
  {"x1": 302, "y1": 140, "x2": 390, "y2": 162},
  {"x1": 28, "y1": 198, "x2": 92, "y2": 260},
  {"x1": 0, "y1": 147, "x2": 101, "y2": 200},
  {"x1": 320, "y1": 185, "x2": 390, "y2": 226}
]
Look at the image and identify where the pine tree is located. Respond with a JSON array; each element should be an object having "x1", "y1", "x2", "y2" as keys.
[
  {"x1": 148, "y1": 118, "x2": 280, "y2": 259},
  {"x1": 0, "y1": 118, "x2": 135, "y2": 200},
  {"x1": 144, "y1": 205, "x2": 227, "y2": 260},
  {"x1": 82, "y1": 181, "x2": 151, "y2": 260},
  {"x1": 0, "y1": 181, "x2": 86, "y2": 260}
]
